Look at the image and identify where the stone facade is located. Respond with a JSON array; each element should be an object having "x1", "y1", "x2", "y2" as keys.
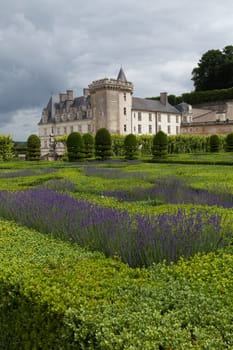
[
  {"x1": 180, "y1": 100, "x2": 233, "y2": 135},
  {"x1": 38, "y1": 68, "x2": 182, "y2": 158}
]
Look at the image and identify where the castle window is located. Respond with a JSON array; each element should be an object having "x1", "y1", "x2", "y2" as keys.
[
  {"x1": 148, "y1": 125, "x2": 152, "y2": 134},
  {"x1": 138, "y1": 112, "x2": 142, "y2": 121},
  {"x1": 176, "y1": 115, "x2": 180, "y2": 123},
  {"x1": 124, "y1": 107, "x2": 127, "y2": 116},
  {"x1": 44, "y1": 140, "x2": 48, "y2": 148},
  {"x1": 138, "y1": 124, "x2": 142, "y2": 134},
  {"x1": 124, "y1": 93, "x2": 126, "y2": 101},
  {"x1": 88, "y1": 124, "x2": 92, "y2": 133},
  {"x1": 149, "y1": 113, "x2": 152, "y2": 122},
  {"x1": 57, "y1": 127, "x2": 60, "y2": 135},
  {"x1": 78, "y1": 125, "x2": 82, "y2": 133},
  {"x1": 158, "y1": 114, "x2": 161, "y2": 122},
  {"x1": 44, "y1": 128, "x2": 47, "y2": 136},
  {"x1": 167, "y1": 125, "x2": 171, "y2": 134},
  {"x1": 63, "y1": 126, "x2": 67, "y2": 134},
  {"x1": 124, "y1": 124, "x2": 127, "y2": 132},
  {"x1": 167, "y1": 115, "x2": 171, "y2": 123},
  {"x1": 133, "y1": 126, "x2": 136, "y2": 132}
]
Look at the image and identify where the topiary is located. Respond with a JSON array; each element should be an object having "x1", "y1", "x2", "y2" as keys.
[
  {"x1": 66, "y1": 132, "x2": 83, "y2": 161},
  {"x1": 124, "y1": 134, "x2": 138, "y2": 160},
  {"x1": 26, "y1": 134, "x2": 41, "y2": 161},
  {"x1": 209, "y1": 134, "x2": 220, "y2": 152},
  {"x1": 95, "y1": 128, "x2": 112, "y2": 160},
  {"x1": 82, "y1": 133, "x2": 94, "y2": 159},
  {"x1": 152, "y1": 131, "x2": 168, "y2": 158},
  {"x1": 225, "y1": 132, "x2": 233, "y2": 152}
]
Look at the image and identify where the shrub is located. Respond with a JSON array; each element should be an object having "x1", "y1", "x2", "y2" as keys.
[
  {"x1": 225, "y1": 132, "x2": 233, "y2": 152},
  {"x1": 95, "y1": 128, "x2": 112, "y2": 160},
  {"x1": 124, "y1": 134, "x2": 138, "y2": 160},
  {"x1": 26, "y1": 134, "x2": 41, "y2": 161},
  {"x1": 209, "y1": 134, "x2": 220, "y2": 152},
  {"x1": 66, "y1": 132, "x2": 83, "y2": 161},
  {"x1": 0, "y1": 135, "x2": 14, "y2": 160},
  {"x1": 82, "y1": 133, "x2": 94, "y2": 159},
  {"x1": 152, "y1": 131, "x2": 168, "y2": 158}
]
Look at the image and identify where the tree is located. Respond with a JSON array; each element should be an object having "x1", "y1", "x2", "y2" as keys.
[
  {"x1": 0, "y1": 135, "x2": 14, "y2": 160},
  {"x1": 95, "y1": 128, "x2": 112, "y2": 160},
  {"x1": 124, "y1": 134, "x2": 138, "y2": 160},
  {"x1": 26, "y1": 134, "x2": 41, "y2": 160},
  {"x1": 192, "y1": 46, "x2": 233, "y2": 91},
  {"x1": 66, "y1": 132, "x2": 83, "y2": 161},
  {"x1": 82, "y1": 133, "x2": 94, "y2": 159},
  {"x1": 209, "y1": 135, "x2": 220, "y2": 152},
  {"x1": 152, "y1": 131, "x2": 168, "y2": 158},
  {"x1": 225, "y1": 132, "x2": 233, "y2": 152}
]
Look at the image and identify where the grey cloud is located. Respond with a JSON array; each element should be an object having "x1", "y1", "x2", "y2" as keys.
[{"x1": 1, "y1": 0, "x2": 233, "y2": 140}]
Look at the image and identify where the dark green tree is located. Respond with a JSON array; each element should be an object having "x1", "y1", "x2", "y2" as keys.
[
  {"x1": 82, "y1": 133, "x2": 94, "y2": 159},
  {"x1": 124, "y1": 134, "x2": 138, "y2": 160},
  {"x1": 152, "y1": 131, "x2": 168, "y2": 158},
  {"x1": 225, "y1": 132, "x2": 233, "y2": 152},
  {"x1": 209, "y1": 135, "x2": 220, "y2": 152},
  {"x1": 26, "y1": 134, "x2": 41, "y2": 160},
  {"x1": 95, "y1": 128, "x2": 112, "y2": 160},
  {"x1": 192, "y1": 46, "x2": 233, "y2": 91},
  {"x1": 66, "y1": 132, "x2": 83, "y2": 161}
]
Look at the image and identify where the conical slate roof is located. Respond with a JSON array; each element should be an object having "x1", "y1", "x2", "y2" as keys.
[{"x1": 117, "y1": 67, "x2": 127, "y2": 82}]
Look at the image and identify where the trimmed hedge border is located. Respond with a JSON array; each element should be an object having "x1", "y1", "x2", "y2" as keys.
[{"x1": 1, "y1": 219, "x2": 233, "y2": 349}]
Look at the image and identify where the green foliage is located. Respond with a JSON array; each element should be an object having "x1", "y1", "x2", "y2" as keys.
[
  {"x1": 192, "y1": 45, "x2": 233, "y2": 91},
  {"x1": 26, "y1": 134, "x2": 41, "y2": 161},
  {"x1": 152, "y1": 131, "x2": 168, "y2": 158},
  {"x1": 124, "y1": 134, "x2": 138, "y2": 160},
  {"x1": 209, "y1": 134, "x2": 220, "y2": 152},
  {"x1": 225, "y1": 132, "x2": 233, "y2": 152},
  {"x1": 0, "y1": 135, "x2": 14, "y2": 161},
  {"x1": 112, "y1": 134, "x2": 125, "y2": 156},
  {"x1": 1, "y1": 219, "x2": 233, "y2": 348},
  {"x1": 95, "y1": 128, "x2": 112, "y2": 160},
  {"x1": 82, "y1": 133, "x2": 94, "y2": 159},
  {"x1": 66, "y1": 132, "x2": 83, "y2": 161}
]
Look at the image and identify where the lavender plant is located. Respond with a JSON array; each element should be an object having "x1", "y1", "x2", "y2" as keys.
[
  {"x1": 104, "y1": 176, "x2": 233, "y2": 208},
  {"x1": 0, "y1": 188, "x2": 230, "y2": 267},
  {"x1": 82, "y1": 166, "x2": 149, "y2": 180},
  {"x1": 0, "y1": 168, "x2": 58, "y2": 178}
]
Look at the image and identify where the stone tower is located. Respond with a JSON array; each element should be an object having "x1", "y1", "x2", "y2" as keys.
[{"x1": 88, "y1": 68, "x2": 133, "y2": 134}]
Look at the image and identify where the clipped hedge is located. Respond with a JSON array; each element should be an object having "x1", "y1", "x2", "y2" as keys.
[{"x1": 1, "y1": 219, "x2": 233, "y2": 349}]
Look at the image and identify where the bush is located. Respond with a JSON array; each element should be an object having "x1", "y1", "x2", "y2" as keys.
[
  {"x1": 124, "y1": 134, "x2": 138, "y2": 160},
  {"x1": 209, "y1": 134, "x2": 220, "y2": 152},
  {"x1": 26, "y1": 134, "x2": 41, "y2": 161},
  {"x1": 152, "y1": 131, "x2": 168, "y2": 158},
  {"x1": 95, "y1": 128, "x2": 112, "y2": 160},
  {"x1": 0, "y1": 135, "x2": 14, "y2": 160},
  {"x1": 82, "y1": 133, "x2": 94, "y2": 159},
  {"x1": 66, "y1": 132, "x2": 83, "y2": 161},
  {"x1": 225, "y1": 132, "x2": 233, "y2": 152}
]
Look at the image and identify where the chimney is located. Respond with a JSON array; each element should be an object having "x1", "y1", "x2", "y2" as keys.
[
  {"x1": 67, "y1": 90, "x2": 74, "y2": 101},
  {"x1": 160, "y1": 92, "x2": 168, "y2": 105},
  {"x1": 83, "y1": 88, "x2": 90, "y2": 97},
  {"x1": 59, "y1": 93, "x2": 67, "y2": 102}
]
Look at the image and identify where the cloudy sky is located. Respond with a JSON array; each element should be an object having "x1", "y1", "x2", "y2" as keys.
[{"x1": 0, "y1": 0, "x2": 233, "y2": 140}]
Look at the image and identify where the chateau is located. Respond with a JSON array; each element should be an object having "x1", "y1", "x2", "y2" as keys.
[{"x1": 38, "y1": 68, "x2": 191, "y2": 157}]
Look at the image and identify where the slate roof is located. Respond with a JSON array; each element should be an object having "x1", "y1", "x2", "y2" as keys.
[
  {"x1": 132, "y1": 97, "x2": 180, "y2": 114},
  {"x1": 117, "y1": 67, "x2": 127, "y2": 82},
  {"x1": 175, "y1": 102, "x2": 190, "y2": 113}
]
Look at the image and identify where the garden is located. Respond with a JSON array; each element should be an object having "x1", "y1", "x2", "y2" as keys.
[{"x1": 1, "y1": 157, "x2": 233, "y2": 349}]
